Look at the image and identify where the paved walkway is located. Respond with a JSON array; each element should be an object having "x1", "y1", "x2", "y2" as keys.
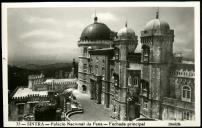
[{"x1": 70, "y1": 90, "x2": 115, "y2": 121}]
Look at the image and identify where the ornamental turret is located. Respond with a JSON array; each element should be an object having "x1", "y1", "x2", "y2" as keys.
[{"x1": 141, "y1": 8, "x2": 174, "y2": 63}]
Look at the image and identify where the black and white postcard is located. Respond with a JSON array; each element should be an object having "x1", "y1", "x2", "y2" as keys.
[{"x1": 2, "y1": 2, "x2": 200, "y2": 127}]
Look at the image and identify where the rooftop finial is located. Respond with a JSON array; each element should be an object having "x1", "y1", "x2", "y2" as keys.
[
  {"x1": 156, "y1": 7, "x2": 159, "y2": 19},
  {"x1": 94, "y1": 9, "x2": 98, "y2": 23}
]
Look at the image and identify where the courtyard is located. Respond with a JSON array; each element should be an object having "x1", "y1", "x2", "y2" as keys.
[{"x1": 70, "y1": 90, "x2": 115, "y2": 121}]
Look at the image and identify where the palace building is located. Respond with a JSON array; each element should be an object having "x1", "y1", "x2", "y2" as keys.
[
  {"x1": 77, "y1": 9, "x2": 195, "y2": 121},
  {"x1": 9, "y1": 61, "x2": 78, "y2": 121}
]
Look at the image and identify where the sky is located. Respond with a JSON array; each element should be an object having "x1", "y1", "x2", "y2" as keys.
[{"x1": 7, "y1": 7, "x2": 194, "y2": 66}]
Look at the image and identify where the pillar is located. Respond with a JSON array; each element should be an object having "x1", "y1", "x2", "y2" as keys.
[
  {"x1": 90, "y1": 80, "x2": 94, "y2": 100},
  {"x1": 97, "y1": 76, "x2": 102, "y2": 104},
  {"x1": 105, "y1": 57, "x2": 110, "y2": 108},
  {"x1": 119, "y1": 43, "x2": 128, "y2": 121}
]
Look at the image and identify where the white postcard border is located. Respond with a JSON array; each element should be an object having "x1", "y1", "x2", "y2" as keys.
[{"x1": 2, "y1": 2, "x2": 201, "y2": 127}]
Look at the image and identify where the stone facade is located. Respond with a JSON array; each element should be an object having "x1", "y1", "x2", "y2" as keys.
[{"x1": 77, "y1": 10, "x2": 195, "y2": 121}]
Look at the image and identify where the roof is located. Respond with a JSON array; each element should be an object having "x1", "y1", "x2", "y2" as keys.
[
  {"x1": 13, "y1": 87, "x2": 48, "y2": 98},
  {"x1": 117, "y1": 25, "x2": 136, "y2": 40},
  {"x1": 80, "y1": 17, "x2": 111, "y2": 41},
  {"x1": 44, "y1": 79, "x2": 77, "y2": 83},
  {"x1": 145, "y1": 19, "x2": 170, "y2": 31}
]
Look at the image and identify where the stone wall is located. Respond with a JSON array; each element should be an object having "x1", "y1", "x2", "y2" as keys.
[{"x1": 162, "y1": 97, "x2": 195, "y2": 120}]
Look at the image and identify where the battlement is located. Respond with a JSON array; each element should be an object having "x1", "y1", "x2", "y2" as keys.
[
  {"x1": 170, "y1": 68, "x2": 195, "y2": 78},
  {"x1": 12, "y1": 87, "x2": 48, "y2": 100},
  {"x1": 12, "y1": 94, "x2": 51, "y2": 104},
  {"x1": 28, "y1": 73, "x2": 44, "y2": 80},
  {"x1": 44, "y1": 79, "x2": 77, "y2": 85},
  {"x1": 12, "y1": 94, "x2": 49, "y2": 100}
]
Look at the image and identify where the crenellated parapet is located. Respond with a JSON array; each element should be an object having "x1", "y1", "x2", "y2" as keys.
[
  {"x1": 28, "y1": 73, "x2": 45, "y2": 89},
  {"x1": 170, "y1": 63, "x2": 195, "y2": 79},
  {"x1": 44, "y1": 79, "x2": 78, "y2": 92},
  {"x1": 170, "y1": 69, "x2": 195, "y2": 78},
  {"x1": 32, "y1": 83, "x2": 49, "y2": 91},
  {"x1": 28, "y1": 73, "x2": 44, "y2": 80},
  {"x1": 11, "y1": 94, "x2": 50, "y2": 103}
]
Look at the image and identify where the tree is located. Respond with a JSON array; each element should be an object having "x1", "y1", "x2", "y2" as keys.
[{"x1": 34, "y1": 102, "x2": 57, "y2": 121}]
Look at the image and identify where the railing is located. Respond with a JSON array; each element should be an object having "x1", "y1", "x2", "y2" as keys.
[{"x1": 65, "y1": 108, "x2": 84, "y2": 121}]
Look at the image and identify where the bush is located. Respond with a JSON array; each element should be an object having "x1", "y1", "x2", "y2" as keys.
[{"x1": 34, "y1": 102, "x2": 57, "y2": 121}]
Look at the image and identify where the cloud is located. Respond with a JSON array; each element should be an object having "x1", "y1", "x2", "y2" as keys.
[
  {"x1": 7, "y1": 8, "x2": 195, "y2": 65},
  {"x1": 25, "y1": 16, "x2": 58, "y2": 25},
  {"x1": 65, "y1": 21, "x2": 85, "y2": 29},
  {"x1": 20, "y1": 29, "x2": 64, "y2": 40},
  {"x1": 91, "y1": 12, "x2": 118, "y2": 22}
]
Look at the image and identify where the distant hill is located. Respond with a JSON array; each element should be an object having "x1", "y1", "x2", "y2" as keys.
[
  {"x1": 183, "y1": 57, "x2": 194, "y2": 62},
  {"x1": 8, "y1": 65, "x2": 40, "y2": 93},
  {"x1": 18, "y1": 63, "x2": 73, "y2": 70},
  {"x1": 8, "y1": 62, "x2": 78, "y2": 94}
]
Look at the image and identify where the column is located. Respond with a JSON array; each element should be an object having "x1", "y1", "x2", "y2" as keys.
[
  {"x1": 119, "y1": 43, "x2": 127, "y2": 121},
  {"x1": 90, "y1": 80, "x2": 94, "y2": 100},
  {"x1": 105, "y1": 57, "x2": 110, "y2": 108},
  {"x1": 97, "y1": 76, "x2": 102, "y2": 104}
]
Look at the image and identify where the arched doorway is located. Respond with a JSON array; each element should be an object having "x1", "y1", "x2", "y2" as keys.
[
  {"x1": 82, "y1": 85, "x2": 87, "y2": 92},
  {"x1": 127, "y1": 100, "x2": 140, "y2": 121}
]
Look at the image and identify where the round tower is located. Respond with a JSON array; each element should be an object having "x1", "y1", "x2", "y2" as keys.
[
  {"x1": 140, "y1": 8, "x2": 175, "y2": 120},
  {"x1": 77, "y1": 14, "x2": 113, "y2": 94},
  {"x1": 140, "y1": 8, "x2": 174, "y2": 63},
  {"x1": 114, "y1": 21, "x2": 138, "y2": 120}
]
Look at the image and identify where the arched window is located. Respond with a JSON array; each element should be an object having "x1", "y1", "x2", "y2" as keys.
[
  {"x1": 114, "y1": 74, "x2": 119, "y2": 87},
  {"x1": 89, "y1": 65, "x2": 92, "y2": 73},
  {"x1": 102, "y1": 67, "x2": 105, "y2": 79},
  {"x1": 95, "y1": 65, "x2": 98, "y2": 75},
  {"x1": 143, "y1": 100, "x2": 148, "y2": 110},
  {"x1": 115, "y1": 48, "x2": 119, "y2": 60},
  {"x1": 182, "y1": 85, "x2": 191, "y2": 102},
  {"x1": 133, "y1": 76, "x2": 138, "y2": 86},
  {"x1": 83, "y1": 64, "x2": 87, "y2": 72},
  {"x1": 83, "y1": 47, "x2": 87, "y2": 57},
  {"x1": 183, "y1": 111, "x2": 191, "y2": 120},
  {"x1": 142, "y1": 45, "x2": 150, "y2": 63},
  {"x1": 128, "y1": 76, "x2": 132, "y2": 87},
  {"x1": 82, "y1": 85, "x2": 87, "y2": 92}
]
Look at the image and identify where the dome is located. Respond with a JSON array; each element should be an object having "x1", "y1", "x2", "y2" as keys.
[
  {"x1": 144, "y1": 9, "x2": 170, "y2": 32},
  {"x1": 117, "y1": 22, "x2": 138, "y2": 53},
  {"x1": 117, "y1": 23, "x2": 136, "y2": 40},
  {"x1": 80, "y1": 16, "x2": 111, "y2": 41},
  {"x1": 144, "y1": 19, "x2": 170, "y2": 32}
]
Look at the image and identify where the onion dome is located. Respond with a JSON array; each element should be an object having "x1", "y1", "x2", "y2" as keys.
[
  {"x1": 144, "y1": 8, "x2": 170, "y2": 33},
  {"x1": 117, "y1": 22, "x2": 136, "y2": 40},
  {"x1": 117, "y1": 21, "x2": 138, "y2": 53},
  {"x1": 80, "y1": 16, "x2": 111, "y2": 41},
  {"x1": 144, "y1": 19, "x2": 170, "y2": 32}
]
